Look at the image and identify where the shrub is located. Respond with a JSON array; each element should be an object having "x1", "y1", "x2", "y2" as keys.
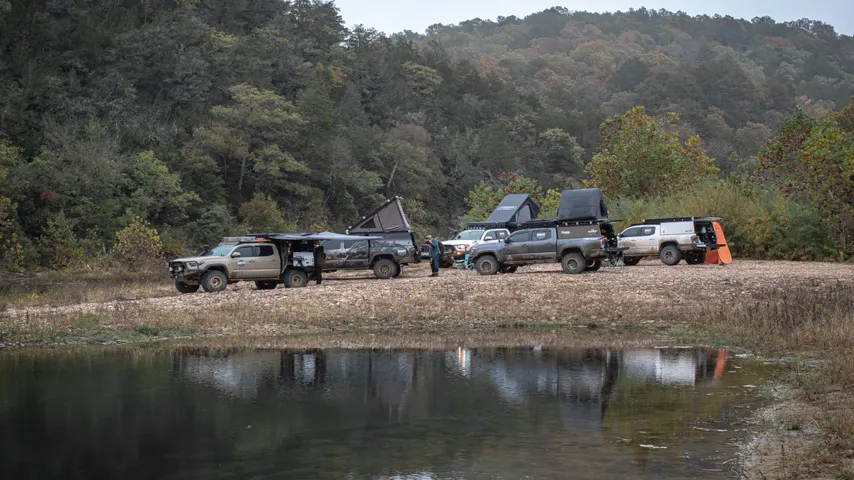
[
  {"x1": 38, "y1": 211, "x2": 84, "y2": 270},
  {"x1": 113, "y1": 216, "x2": 163, "y2": 268}
]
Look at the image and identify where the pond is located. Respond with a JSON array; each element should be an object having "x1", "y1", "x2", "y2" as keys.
[{"x1": 0, "y1": 346, "x2": 767, "y2": 479}]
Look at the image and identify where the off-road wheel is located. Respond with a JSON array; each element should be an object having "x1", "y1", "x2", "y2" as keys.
[
  {"x1": 283, "y1": 268, "x2": 308, "y2": 288},
  {"x1": 561, "y1": 252, "x2": 586, "y2": 274},
  {"x1": 373, "y1": 259, "x2": 398, "y2": 279},
  {"x1": 500, "y1": 265, "x2": 518, "y2": 274},
  {"x1": 475, "y1": 256, "x2": 500, "y2": 276},
  {"x1": 586, "y1": 259, "x2": 602, "y2": 272},
  {"x1": 254, "y1": 280, "x2": 278, "y2": 290},
  {"x1": 685, "y1": 251, "x2": 707, "y2": 265},
  {"x1": 201, "y1": 270, "x2": 228, "y2": 292},
  {"x1": 174, "y1": 279, "x2": 200, "y2": 294},
  {"x1": 660, "y1": 245, "x2": 682, "y2": 266},
  {"x1": 622, "y1": 257, "x2": 641, "y2": 266}
]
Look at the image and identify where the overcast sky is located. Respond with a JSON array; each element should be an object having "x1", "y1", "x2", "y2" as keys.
[{"x1": 333, "y1": 0, "x2": 854, "y2": 36}]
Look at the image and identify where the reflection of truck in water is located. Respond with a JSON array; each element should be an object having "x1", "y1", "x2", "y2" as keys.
[{"x1": 321, "y1": 197, "x2": 419, "y2": 279}]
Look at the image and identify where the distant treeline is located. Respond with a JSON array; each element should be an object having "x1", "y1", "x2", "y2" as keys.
[{"x1": 0, "y1": 1, "x2": 851, "y2": 271}]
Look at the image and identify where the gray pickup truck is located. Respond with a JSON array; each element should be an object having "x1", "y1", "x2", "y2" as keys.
[{"x1": 468, "y1": 220, "x2": 626, "y2": 275}]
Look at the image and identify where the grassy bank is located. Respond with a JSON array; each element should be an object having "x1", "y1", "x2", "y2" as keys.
[{"x1": 688, "y1": 283, "x2": 854, "y2": 479}]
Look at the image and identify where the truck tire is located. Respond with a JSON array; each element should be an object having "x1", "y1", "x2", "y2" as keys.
[
  {"x1": 500, "y1": 265, "x2": 518, "y2": 274},
  {"x1": 373, "y1": 259, "x2": 398, "y2": 279},
  {"x1": 561, "y1": 252, "x2": 586, "y2": 274},
  {"x1": 475, "y1": 256, "x2": 500, "y2": 275},
  {"x1": 660, "y1": 245, "x2": 682, "y2": 266},
  {"x1": 586, "y1": 259, "x2": 602, "y2": 272},
  {"x1": 685, "y1": 251, "x2": 706, "y2": 265},
  {"x1": 201, "y1": 270, "x2": 228, "y2": 292},
  {"x1": 254, "y1": 280, "x2": 278, "y2": 290},
  {"x1": 174, "y1": 279, "x2": 200, "y2": 294},
  {"x1": 283, "y1": 268, "x2": 308, "y2": 288},
  {"x1": 622, "y1": 257, "x2": 641, "y2": 266}
]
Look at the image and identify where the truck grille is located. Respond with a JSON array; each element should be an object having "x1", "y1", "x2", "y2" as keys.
[{"x1": 169, "y1": 262, "x2": 185, "y2": 274}]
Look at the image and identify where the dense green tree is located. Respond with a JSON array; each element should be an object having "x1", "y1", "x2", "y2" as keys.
[{"x1": 585, "y1": 107, "x2": 719, "y2": 198}]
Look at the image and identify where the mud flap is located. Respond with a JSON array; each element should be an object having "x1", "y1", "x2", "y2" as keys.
[{"x1": 705, "y1": 221, "x2": 732, "y2": 265}]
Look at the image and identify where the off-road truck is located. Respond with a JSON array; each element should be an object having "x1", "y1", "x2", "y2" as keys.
[
  {"x1": 468, "y1": 188, "x2": 626, "y2": 275},
  {"x1": 469, "y1": 219, "x2": 625, "y2": 275},
  {"x1": 618, "y1": 217, "x2": 724, "y2": 266},
  {"x1": 168, "y1": 233, "x2": 380, "y2": 293},
  {"x1": 321, "y1": 197, "x2": 419, "y2": 279},
  {"x1": 444, "y1": 194, "x2": 540, "y2": 267}
]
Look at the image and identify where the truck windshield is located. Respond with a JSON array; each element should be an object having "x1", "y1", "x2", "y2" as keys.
[
  {"x1": 454, "y1": 230, "x2": 483, "y2": 241},
  {"x1": 201, "y1": 244, "x2": 235, "y2": 257}
]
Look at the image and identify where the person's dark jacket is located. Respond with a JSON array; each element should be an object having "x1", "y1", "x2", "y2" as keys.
[{"x1": 314, "y1": 245, "x2": 326, "y2": 266}]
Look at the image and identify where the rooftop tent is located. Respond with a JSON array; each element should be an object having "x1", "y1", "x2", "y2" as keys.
[
  {"x1": 557, "y1": 188, "x2": 609, "y2": 221},
  {"x1": 485, "y1": 194, "x2": 541, "y2": 224},
  {"x1": 347, "y1": 197, "x2": 412, "y2": 234}
]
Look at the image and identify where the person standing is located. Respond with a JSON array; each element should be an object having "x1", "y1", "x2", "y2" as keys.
[
  {"x1": 427, "y1": 235, "x2": 441, "y2": 277},
  {"x1": 313, "y1": 241, "x2": 326, "y2": 285}
]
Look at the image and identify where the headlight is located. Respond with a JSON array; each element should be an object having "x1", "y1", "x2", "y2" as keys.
[
  {"x1": 455, "y1": 244, "x2": 467, "y2": 251},
  {"x1": 187, "y1": 261, "x2": 199, "y2": 267}
]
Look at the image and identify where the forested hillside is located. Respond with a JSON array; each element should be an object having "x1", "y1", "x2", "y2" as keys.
[{"x1": 0, "y1": 1, "x2": 852, "y2": 270}]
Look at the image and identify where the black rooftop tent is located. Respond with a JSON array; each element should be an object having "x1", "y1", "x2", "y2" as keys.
[
  {"x1": 557, "y1": 188, "x2": 609, "y2": 221},
  {"x1": 485, "y1": 194, "x2": 540, "y2": 224},
  {"x1": 346, "y1": 197, "x2": 412, "y2": 234}
]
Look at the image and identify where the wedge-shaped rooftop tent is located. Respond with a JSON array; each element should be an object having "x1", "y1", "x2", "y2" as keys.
[
  {"x1": 557, "y1": 188, "x2": 609, "y2": 221},
  {"x1": 347, "y1": 197, "x2": 412, "y2": 234},
  {"x1": 484, "y1": 194, "x2": 540, "y2": 224}
]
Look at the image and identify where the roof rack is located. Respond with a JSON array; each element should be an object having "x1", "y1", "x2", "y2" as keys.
[
  {"x1": 642, "y1": 216, "x2": 721, "y2": 224},
  {"x1": 521, "y1": 217, "x2": 612, "y2": 229}
]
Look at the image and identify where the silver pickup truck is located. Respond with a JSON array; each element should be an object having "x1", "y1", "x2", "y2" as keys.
[{"x1": 618, "y1": 217, "x2": 724, "y2": 265}]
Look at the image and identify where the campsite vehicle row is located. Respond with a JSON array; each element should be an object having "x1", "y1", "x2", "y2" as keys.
[{"x1": 168, "y1": 189, "x2": 730, "y2": 293}]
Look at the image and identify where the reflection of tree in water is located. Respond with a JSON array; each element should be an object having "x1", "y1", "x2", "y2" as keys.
[{"x1": 0, "y1": 346, "x2": 740, "y2": 479}]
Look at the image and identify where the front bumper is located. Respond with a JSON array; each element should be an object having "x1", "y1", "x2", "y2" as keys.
[{"x1": 168, "y1": 262, "x2": 202, "y2": 279}]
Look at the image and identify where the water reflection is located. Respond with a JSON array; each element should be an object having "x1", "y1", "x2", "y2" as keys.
[{"x1": 0, "y1": 346, "x2": 757, "y2": 480}]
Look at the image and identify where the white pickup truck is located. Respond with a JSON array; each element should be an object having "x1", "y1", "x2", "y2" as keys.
[
  {"x1": 443, "y1": 227, "x2": 511, "y2": 264},
  {"x1": 618, "y1": 217, "x2": 723, "y2": 266}
]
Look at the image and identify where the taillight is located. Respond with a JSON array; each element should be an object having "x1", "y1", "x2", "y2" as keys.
[
  {"x1": 691, "y1": 235, "x2": 698, "y2": 242},
  {"x1": 599, "y1": 238, "x2": 605, "y2": 247}
]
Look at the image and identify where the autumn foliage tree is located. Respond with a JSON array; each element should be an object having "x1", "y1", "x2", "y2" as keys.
[
  {"x1": 584, "y1": 107, "x2": 719, "y2": 198},
  {"x1": 756, "y1": 105, "x2": 854, "y2": 255}
]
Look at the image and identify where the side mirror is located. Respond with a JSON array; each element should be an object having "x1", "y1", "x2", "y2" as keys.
[{"x1": 231, "y1": 252, "x2": 241, "y2": 258}]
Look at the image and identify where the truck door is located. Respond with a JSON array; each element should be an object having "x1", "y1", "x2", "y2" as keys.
[
  {"x1": 230, "y1": 245, "x2": 257, "y2": 279},
  {"x1": 504, "y1": 230, "x2": 531, "y2": 262},
  {"x1": 321, "y1": 240, "x2": 345, "y2": 269},
  {"x1": 528, "y1": 229, "x2": 555, "y2": 262},
  {"x1": 254, "y1": 244, "x2": 281, "y2": 278},
  {"x1": 636, "y1": 226, "x2": 658, "y2": 254},
  {"x1": 343, "y1": 239, "x2": 370, "y2": 268},
  {"x1": 618, "y1": 226, "x2": 644, "y2": 255}
]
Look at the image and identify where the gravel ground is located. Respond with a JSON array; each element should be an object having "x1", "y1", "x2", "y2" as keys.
[{"x1": 5, "y1": 260, "x2": 851, "y2": 330}]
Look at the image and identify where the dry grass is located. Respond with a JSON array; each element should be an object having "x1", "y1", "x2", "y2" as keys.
[
  {"x1": 690, "y1": 283, "x2": 854, "y2": 480},
  {"x1": 0, "y1": 269, "x2": 172, "y2": 310}
]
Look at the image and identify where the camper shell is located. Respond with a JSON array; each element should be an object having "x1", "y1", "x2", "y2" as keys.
[{"x1": 319, "y1": 197, "x2": 419, "y2": 278}]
